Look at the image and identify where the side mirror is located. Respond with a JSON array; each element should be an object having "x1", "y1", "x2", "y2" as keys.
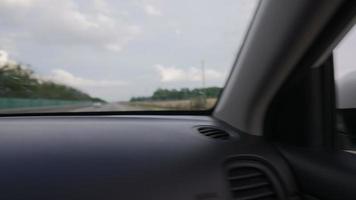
[
  {"x1": 338, "y1": 109, "x2": 356, "y2": 135},
  {"x1": 336, "y1": 73, "x2": 356, "y2": 148}
]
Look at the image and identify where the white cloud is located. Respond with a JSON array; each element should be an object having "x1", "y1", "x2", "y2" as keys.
[
  {"x1": 0, "y1": 50, "x2": 9, "y2": 66},
  {"x1": 174, "y1": 29, "x2": 182, "y2": 36},
  {"x1": 0, "y1": 0, "x2": 259, "y2": 101},
  {"x1": 0, "y1": 49, "x2": 18, "y2": 67},
  {"x1": 32, "y1": 69, "x2": 128, "y2": 101},
  {"x1": 46, "y1": 69, "x2": 130, "y2": 101},
  {"x1": 43, "y1": 69, "x2": 127, "y2": 88},
  {"x1": 155, "y1": 64, "x2": 225, "y2": 82},
  {"x1": 0, "y1": 37, "x2": 17, "y2": 55},
  {"x1": 144, "y1": 4, "x2": 162, "y2": 16},
  {"x1": 92, "y1": 0, "x2": 111, "y2": 14},
  {"x1": 1, "y1": 0, "x2": 37, "y2": 7},
  {"x1": 0, "y1": 0, "x2": 141, "y2": 52}
]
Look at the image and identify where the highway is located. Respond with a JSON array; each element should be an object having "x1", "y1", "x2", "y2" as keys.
[
  {"x1": 72, "y1": 102, "x2": 147, "y2": 112},
  {"x1": 0, "y1": 102, "x2": 147, "y2": 114}
]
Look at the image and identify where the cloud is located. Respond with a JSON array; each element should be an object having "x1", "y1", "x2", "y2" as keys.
[
  {"x1": 0, "y1": 37, "x2": 17, "y2": 55},
  {"x1": 144, "y1": 4, "x2": 162, "y2": 16},
  {"x1": 155, "y1": 64, "x2": 225, "y2": 82},
  {"x1": 0, "y1": 0, "x2": 36, "y2": 7},
  {"x1": 33, "y1": 69, "x2": 128, "y2": 101},
  {"x1": 40, "y1": 69, "x2": 127, "y2": 88},
  {"x1": 174, "y1": 29, "x2": 182, "y2": 36},
  {"x1": 0, "y1": 0, "x2": 259, "y2": 101},
  {"x1": 92, "y1": 0, "x2": 111, "y2": 14},
  {"x1": 0, "y1": 50, "x2": 9, "y2": 66},
  {"x1": 0, "y1": 0, "x2": 141, "y2": 52},
  {"x1": 0, "y1": 49, "x2": 18, "y2": 67}
]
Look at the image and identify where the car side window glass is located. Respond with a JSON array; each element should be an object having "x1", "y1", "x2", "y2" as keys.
[{"x1": 334, "y1": 25, "x2": 356, "y2": 150}]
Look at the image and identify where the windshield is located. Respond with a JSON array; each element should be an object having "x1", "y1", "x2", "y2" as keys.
[{"x1": 0, "y1": 0, "x2": 258, "y2": 113}]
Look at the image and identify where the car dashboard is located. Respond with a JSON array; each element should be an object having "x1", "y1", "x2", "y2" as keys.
[{"x1": 0, "y1": 116, "x2": 299, "y2": 200}]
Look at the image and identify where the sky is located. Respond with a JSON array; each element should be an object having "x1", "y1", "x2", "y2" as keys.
[
  {"x1": 334, "y1": 25, "x2": 356, "y2": 80},
  {"x1": 0, "y1": 0, "x2": 258, "y2": 101}
]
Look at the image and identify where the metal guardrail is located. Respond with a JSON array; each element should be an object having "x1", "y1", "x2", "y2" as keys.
[{"x1": 0, "y1": 98, "x2": 90, "y2": 109}]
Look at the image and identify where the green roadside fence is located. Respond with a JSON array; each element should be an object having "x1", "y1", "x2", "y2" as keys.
[{"x1": 0, "y1": 98, "x2": 91, "y2": 109}]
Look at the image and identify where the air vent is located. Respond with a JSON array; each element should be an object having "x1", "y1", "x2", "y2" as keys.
[
  {"x1": 225, "y1": 160, "x2": 284, "y2": 200},
  {"x1": 196, "y1": 126, "x2": 230, "y2": 140}
]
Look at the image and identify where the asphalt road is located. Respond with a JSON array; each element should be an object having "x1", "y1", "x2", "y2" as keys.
[{"x1": 72, "y1": 102, "x2": 146, "y2": 112}]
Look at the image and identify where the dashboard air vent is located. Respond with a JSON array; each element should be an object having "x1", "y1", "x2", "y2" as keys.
[
  {"x1": 225, "y1": 159, "x2": 284, "y2": 200},
  {"x1": 197, "y1": 126, "x2": 229, "y2": 140}
]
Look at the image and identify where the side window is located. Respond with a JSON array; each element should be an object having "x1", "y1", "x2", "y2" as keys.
[{"x1": 334, "y1": 25, "x2": 356, "y2": 150}]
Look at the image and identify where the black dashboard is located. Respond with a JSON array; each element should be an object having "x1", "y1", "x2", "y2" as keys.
[{"x1": 0, "y1": 116, "x2": 299, "y2": 199}]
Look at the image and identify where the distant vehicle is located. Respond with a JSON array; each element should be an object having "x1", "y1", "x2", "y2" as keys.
[{"x1": 92, "y1": 102, "x2": 103, "y2": 108}]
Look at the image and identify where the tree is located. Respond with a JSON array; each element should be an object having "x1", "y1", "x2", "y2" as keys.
[
  {"x1": 130, "y1": 87, "x2": 222, "y2": 102},
  {"x1": 0, "y1": 63, "x2": 105, "y2": 102}
]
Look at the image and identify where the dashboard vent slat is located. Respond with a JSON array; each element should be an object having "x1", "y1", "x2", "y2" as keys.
[
  {"x1": 231, "y1": 181, "x2": 270, "y2": 191},
  {"x1": 196, "y1": 126, "x2": 229, "y2": 140},
  {"x1": 238, "y1": 191, "x2": 275, "y2": 200},
  {"x1": 226, "y1": 164, "x2": 281, "y2": 200},
  {"x1": 228, "y1": 172, "x2": 263, "y2": 181}
]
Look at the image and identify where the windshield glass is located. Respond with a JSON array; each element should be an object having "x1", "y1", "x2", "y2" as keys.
[{"x1": 0, "y1": 0, "x2": 258, "y2": 113}]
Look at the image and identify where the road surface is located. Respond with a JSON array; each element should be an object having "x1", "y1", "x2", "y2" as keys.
[
  {"x1": 0, "y1": 102, "x2": 148, "y2": 114},
  {"x1": 72, "y1": 102, "x2": 147, "y2": 112}
]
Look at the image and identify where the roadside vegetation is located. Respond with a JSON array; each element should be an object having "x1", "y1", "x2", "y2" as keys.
[
  {"x1": 0, "y1": 63, "x2": 104, "y2": 108},
  {"x1": 129, "y1": 87, "x2": 222, "y2": 110},
  {"x1": 0, "y1": 58, "x2": 220, "y2": 111}
]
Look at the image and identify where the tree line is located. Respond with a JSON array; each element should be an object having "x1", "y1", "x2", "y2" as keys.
[
  {"x1": 130, "y1": 87, "x2": 222, "y2": 102},
  {"x1": 0, "y1": 63, "x2": 104, "y2": 102}
]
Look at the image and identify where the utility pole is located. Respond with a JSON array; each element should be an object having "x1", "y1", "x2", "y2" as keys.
[
  {"x1": 200, "y1": 60, "x2": 207, "y2": 108},
  {"x1": 201, "y1": 60, "x2": 206, "y2": 89}
]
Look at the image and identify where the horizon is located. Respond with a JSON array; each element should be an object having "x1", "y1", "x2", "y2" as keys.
[{"x1": 0, "y1": 0, "x2": 258, "y2": 101}]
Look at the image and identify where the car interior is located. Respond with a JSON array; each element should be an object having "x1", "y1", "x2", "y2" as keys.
[{"x1": 1, "y1": 0, "x2": 356, "y2": 199}]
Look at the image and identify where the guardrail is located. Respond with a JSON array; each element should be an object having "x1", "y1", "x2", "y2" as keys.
[{"x1": 0, "y1": 98, "x2": 91, "y2": 109}]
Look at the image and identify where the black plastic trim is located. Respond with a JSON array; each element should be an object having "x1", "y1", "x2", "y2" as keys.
[
  {"x1": 0, "y1": 110, "x2": 212, "y2": 117},
  {"x1": 224, "y1": 155, "x2": 288, "y2": 200}
]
